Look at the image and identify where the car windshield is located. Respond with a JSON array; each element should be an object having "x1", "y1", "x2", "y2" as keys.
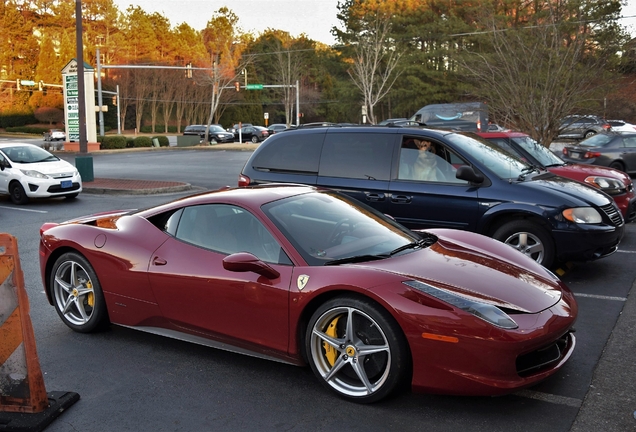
[
  {"x1": 209, "y1": 126, "x2": 225, "y2": 132},
  {"x1": 511, "y1": 136, "x2": 564, "y2": 166},
  {"x1": 262, "y1": 191, "x2": 423, "y2": 266},
  {"x1": 450, "y1": 133, "x2": 532, "y2": 179},
  {"x1": 1, "y1": 145, "x2": 59, "y2": 163},
  {"x1": 578, "y1": 134, "x2": 613, "y2": 147}
]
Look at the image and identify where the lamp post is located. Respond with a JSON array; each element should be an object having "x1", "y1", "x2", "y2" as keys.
[{"x1": 74, "y1": 0, "x2": 93, "y2": 181}]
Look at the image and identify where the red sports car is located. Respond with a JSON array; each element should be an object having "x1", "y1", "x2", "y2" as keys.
[{"x1": 39, "y1": 185, "x2": 577, "y2": 403}]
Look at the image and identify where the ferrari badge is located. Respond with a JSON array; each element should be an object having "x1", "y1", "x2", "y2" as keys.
[{"x1": 297, "y1": 275, "x2": 309, "y2": 291}]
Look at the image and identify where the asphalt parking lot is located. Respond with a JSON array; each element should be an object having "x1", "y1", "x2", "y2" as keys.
[{"x1": 0, "y1": 143, "x2": 635, "y2": 431}]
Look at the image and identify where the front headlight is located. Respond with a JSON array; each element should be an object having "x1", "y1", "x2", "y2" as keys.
[
  {"x1": 584, "y1": 176, "x2": 625, "y2": 196},
  {"x1": 403, "y1": 280, "x2": 518, "y2": 329},
  {"x1": 20, "y1": 169, "x2": 49, "y2": 179},
  {"x1": 562, "y1": 207, "x2": 602, "y2": 223}
]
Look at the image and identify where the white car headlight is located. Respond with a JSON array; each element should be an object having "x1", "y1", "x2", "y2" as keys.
[
  {"x1": 403, "y1": 280, "x2": 518, "y2": 329},
  {"x1": 562, "y1": 207, "x2": 602, "y2": 223},
  {"x1": 584, "y1": 176, "x2": 625, "y2": 196},
  {"x1": 20, "y1": 169, "x2": 50, "y2": 179}
]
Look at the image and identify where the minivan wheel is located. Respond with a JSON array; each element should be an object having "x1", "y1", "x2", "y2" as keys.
[
  {"x1": 493, "y1": 220, "x2": 554, "y2": 268},
  {"x1": 9, "y1": 181, "x2": 29, "y2": 205}
]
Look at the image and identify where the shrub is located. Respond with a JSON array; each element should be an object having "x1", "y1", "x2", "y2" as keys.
[
  {"x1": 126, "y1": 137, "x2": 135, "y2": 148},
  {"x1": 6, "y1": 126, "x2": 49, "y2": 134},
  {"x1": 0, "y1": 112, "x2": 38, "y2": 128},
  {"x1": 152, "y1": 135, "x2": 169, "y2": 147},
  {"x1": 99, "y1": 135, "x2": 127, "y2": 149},
  {"x1": 133, "y1": 136, "x2": 152, "y2": 147},
  {"x1": 140, "y1": 125, "x2": 152, "y2": 133}
]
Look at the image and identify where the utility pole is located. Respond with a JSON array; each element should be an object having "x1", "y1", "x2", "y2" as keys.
[{"x1": 75, "y1": 0, "x2": 94, "y2": 181}]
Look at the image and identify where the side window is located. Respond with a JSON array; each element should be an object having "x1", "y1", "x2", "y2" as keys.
[
  {"x1": 319, "y1": 133, "x2": 393, "y2": 180},
  {"x1": 397, "y1": 137, "x2": 468, "y2": 184},
  {"x1": 175, "y1": 204, "x2": 291, "y2": 265},
  {"x1": 623, "y1": 137, "x2": 636, "y2": 148},
  {"x1": 251, "y1": 132, "x2": 324, "y2": 174}
]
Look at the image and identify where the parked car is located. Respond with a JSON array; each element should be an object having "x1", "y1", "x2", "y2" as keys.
[
  {"x1": 201, "y1": 124, "x2": 235, "y2": 143},
  {"x1": 39, "y1": 184, "x2": 577, "y2": 403},
  {"x1": 478, "y1": 131, "x2": 636, "y2": 222},
  {"x1": 557, "y1": 115, "x2": 611, "y2": 140},
  {"x1": 43, "y1": 128, "x2": 66, "y2": 141},
  {"x1": 227, "y1": 123, "x2": 253, "y2": 135},
  {"x1": 235, "y1": 125, "x2": 269, "y2": 143},
  {"x1": 486, "y1": 123, "x2": 509, "y2": 132},
  {"x1": 608, "y1": 119, "x2": 636, "y2": 134},
  {"x1": 377, "y1": 118, "x2": 407, "y2": 125},
  {"x1": 239, "y1": 126, "x2": 625, "y2": 268},
  {"x1": 183, "y1": 125, "x2": 206, "y2": 136},
  {"x1": 0, "y1": 142, "x2": 82, "y2": 204},
  {"x1": 267, "y1": 123, "x2": 288, "y2": 135},
  {"x1": 561, "y1": 132, "x2": 636, "y2": 175},
  {"x1": 409, "y1": 102, "x2": 489, "y2": 132}
]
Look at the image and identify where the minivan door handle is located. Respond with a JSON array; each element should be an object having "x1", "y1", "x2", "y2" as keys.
[
  {"x1": 391, "y1": 195, "x2": 412, "y2": 204},
  {"x1": 365, "y1": 192, "x2": 385, "y2": 202}
]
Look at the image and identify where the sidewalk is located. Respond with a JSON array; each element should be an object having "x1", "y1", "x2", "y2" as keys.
[{"x1": 81, "y1": 178, "x2": 193, "y2": 195}]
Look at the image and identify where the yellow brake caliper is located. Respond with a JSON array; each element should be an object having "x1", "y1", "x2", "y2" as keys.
[
  {"x1": 86, "y1": 280, "x2": 94, "y2": 307},
  {"x1": 323, "y1": 316, "x2": 341, "y2": 367}
]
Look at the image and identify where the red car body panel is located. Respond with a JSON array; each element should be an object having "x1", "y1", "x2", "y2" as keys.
[{"x1": 39, "y1": 186, "x2": 577, "y2": 396}]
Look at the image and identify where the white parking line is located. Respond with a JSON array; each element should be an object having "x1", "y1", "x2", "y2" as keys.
[
  {"x1": 574, "y1": 293, "x2": 627, "y2": 302},
  {"x1": 0, "y1": 205, "x2": 47, "y2": 213},
  {"x1": 617, "y1": 250, "x2": 636, "y2": 254},
  {"x1": 514, "y1": 389, "x2": 582, "y2": 408}
]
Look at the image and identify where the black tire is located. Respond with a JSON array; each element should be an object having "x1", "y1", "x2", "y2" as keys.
[
  {"x1": 609, "y1": 161, "x2": 625, "y2": 172},
  {"x1": 50, "y1": 252, "x2": 109, "y2": 333},
  {"x1": 493, "y1": 220, "x2": 555, "y2": 268},
  {"x1": 9, "y1": 181, "x2": 29, "y2": 205},
  {"x1": 305, "y1": 296, "x2": 409, "y2": 403},
  {"x1": 584, "y1": 130, "x2": 596, "y2": 139},
  {"x1": 251, "y1": 135, "x2": 259, "y2": 143}
]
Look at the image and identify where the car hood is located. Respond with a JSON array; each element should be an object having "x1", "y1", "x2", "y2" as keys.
[
  {"x1": 12, "y1": 159, "x2": 77, "y2": 175},
  {"x1": 549, "y1": 164, "x2": 632, "y2": 185},
  {"x1": 359, "y1": 229, "x2": 564, "y2": 314},
  {"x1": 520, "y1": 174, "x2": 612, "y2": 207}
]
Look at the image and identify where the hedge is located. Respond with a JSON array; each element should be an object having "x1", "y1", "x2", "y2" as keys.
[
  {"x1": 97, "y1": 135, "x2": 127, "y2": 149},
  {"x1": 152, "y1": 135, "x2": 169, "y2": 147},
  {"x1": 0, "y1": 112, "x2": 38, "y2": 128},
  {"x1": 6, "y1": 126, "x2": 49, "y2": 134},
  {"x1": 133, "y1": 136, "x2": 152, "y2": 147},
  {"x1": 140, "y1": 126, "x2": 178, "y2": 133}
]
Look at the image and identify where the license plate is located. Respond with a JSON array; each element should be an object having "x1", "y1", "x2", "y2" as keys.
[
  {"x1": 569, "y1": 152, "x2": 581, "y2": 159},
  {"x1": 61, "y1": 180, "x2": 72, "y2": 188}
]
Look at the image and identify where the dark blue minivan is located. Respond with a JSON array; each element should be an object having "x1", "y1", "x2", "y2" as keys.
[{"x1": 238, "y1": 126, "x2": 624, "y2": 268}]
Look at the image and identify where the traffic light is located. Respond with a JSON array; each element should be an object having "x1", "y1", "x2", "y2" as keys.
[
  {"x1": 234, "y1": 81, "x2": 240, "y2": 92},
  {"x1": 16, "y1": 79, "x2": 20, "y2": 91}
]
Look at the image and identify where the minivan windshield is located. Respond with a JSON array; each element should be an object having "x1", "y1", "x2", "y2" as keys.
[
  {"x1": 511, "y1": 136, "x2": 564, "y2": 167},
  {"x1": 448, "y1": 134, "x2": 532, "y2": 179}
]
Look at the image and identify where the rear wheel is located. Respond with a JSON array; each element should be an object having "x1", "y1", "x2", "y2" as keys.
[
  {"x1": 609, "y1": 161, "x2": 625, "y2": 172},
  {"x1": 493, "y1": 220, "x2": 555, "y2": 268},
  {"x1": 251, "y1": 135, "x2": 259, "y2": 143},
  {"x1": 306, "y1": 296, "x2": 409, "y2": 403},
  {"x1": 50, "y1": 252, "x2": 109, "y2": 333},
  {"x1": 9, "y1": 181, "x2": 29, "y2": 205},
  {"x1": 584, "y1": 130, "x2": 597, "y2": 139}
]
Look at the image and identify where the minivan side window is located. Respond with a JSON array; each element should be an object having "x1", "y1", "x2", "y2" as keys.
[
  {"x1": 397, "y1": 137, "x2": 468, "y2": 184},
  {"x1": 319, "y1": 133, "x2": 393, "y2": 180},
  {"x1": 250, "y1": 132, "x2": 325, "y2": 173}
]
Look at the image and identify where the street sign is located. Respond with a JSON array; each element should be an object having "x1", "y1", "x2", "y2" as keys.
[
  {"x1": 20, "y1": 80, "x2": 35, "y2": 86},
  {"x1": 264, "y1": 112, "x2": 269, "y2": 119},
  {"x1": 245, "y1": 84, "x2": 263, "y2": 90}
]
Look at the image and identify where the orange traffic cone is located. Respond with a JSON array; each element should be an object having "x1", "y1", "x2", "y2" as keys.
[{"x1": 0, "y1": 234, "x2": 79, "y2": 430}]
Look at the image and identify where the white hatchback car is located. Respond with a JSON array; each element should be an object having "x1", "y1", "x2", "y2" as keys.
[{"x1": 0, "y1": 143, "x2": 82, "y2": 204}]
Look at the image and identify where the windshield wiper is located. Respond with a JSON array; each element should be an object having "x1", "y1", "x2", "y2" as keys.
[
  {"x1": 517, "y1": 165, "x2": 540, "y2": 180},
  {"x1": 389, "y1": 237, "x2": 436, "y2": 256},
  {"x1": 324, "y1": 254, "x2": 388, "y2": 266}
]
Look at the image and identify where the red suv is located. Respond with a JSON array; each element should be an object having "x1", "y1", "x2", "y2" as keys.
[{"x1": 478, "y1": 131, "x2": 636, "y2": 222}]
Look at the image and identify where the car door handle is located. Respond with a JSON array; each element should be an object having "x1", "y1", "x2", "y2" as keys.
[
  {"x1": 365, "y1": 192, "x2": 385, "y2": 202},
  {"x1": 391, "y1": 195, "x2": 412, "y2": 204},
  {"x1": 153, "y1": 257, "x2": 167, "y2": 266}
]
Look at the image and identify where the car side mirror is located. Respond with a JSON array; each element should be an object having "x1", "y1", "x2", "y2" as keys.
[
  {"x1": 455, "y1": 165, "x2": 484, "y2": 184},
  {"x1": 223, "y1": 252, "x2": 280, "y2": 279}
]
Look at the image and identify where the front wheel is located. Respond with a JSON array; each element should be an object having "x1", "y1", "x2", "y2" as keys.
[
  {"x1": 50, "y1": 252, "x2": 109, "y2": 332},
  {"x1": 9, "y1": 181, "x2": 29, "y2": 205},
  {"x1": 493, "y1": 220, "x2": 555, "y2": 268},
  {"x1": 306, "y1": 296, "x2": 409, "y2": 403},
  {"x1": 251, "y1": 136, "x2": 259, "y2": 143}
]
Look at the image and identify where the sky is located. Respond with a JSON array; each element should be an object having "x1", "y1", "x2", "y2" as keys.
[
  {"x1": 112, "y1": 0, "x2": 342, "y2": 45},
  {"x1": 112, "y1": 0, "x2": 636, "y2": 45}
]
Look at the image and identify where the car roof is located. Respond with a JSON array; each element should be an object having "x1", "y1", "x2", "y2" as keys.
[{"x1": 476, "y1": 131, "x2": 529, "y2": 138}]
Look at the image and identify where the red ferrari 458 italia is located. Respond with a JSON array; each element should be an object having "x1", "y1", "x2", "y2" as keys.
[{"x1": 39, "y1": 185, "x2": 577, "y2": 403}]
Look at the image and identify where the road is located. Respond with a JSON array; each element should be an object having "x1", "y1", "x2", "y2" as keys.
[{"x1": 0, "y1": 147, "x2": 635, "y2": 431}]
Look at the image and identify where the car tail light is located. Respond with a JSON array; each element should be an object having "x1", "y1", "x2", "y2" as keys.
[
  {"x1": 238, "y1": 174, "x2": 251, "y2": 187},
  {"x1": 477, "y1": 120, "x2": 482, "y2": 131},
  {"x1": 562, "y1": 148, "x2": 569, "y2": 155},
  {"x1": 584, "y1": 151, "x2": 601, "y2": 159},
  {"x1": 602, "y1": 124, "x2": 611, "y2": 130}
]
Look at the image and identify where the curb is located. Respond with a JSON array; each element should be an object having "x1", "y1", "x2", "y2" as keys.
[{"x1": 82, "y1": 183, "x2": 194, "y2": 195}]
